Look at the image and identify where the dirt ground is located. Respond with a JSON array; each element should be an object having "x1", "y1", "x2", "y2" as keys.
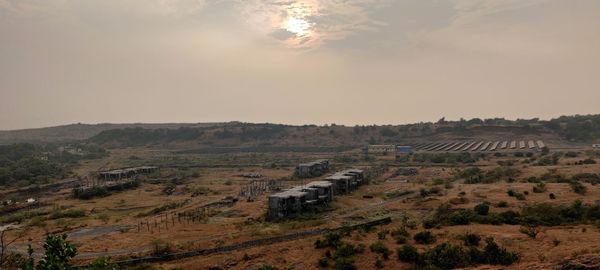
[{"x1": 3, "y1": 149, "x2": 600, "y2": 269}]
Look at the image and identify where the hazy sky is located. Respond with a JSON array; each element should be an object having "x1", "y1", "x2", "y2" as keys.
[{"x1": 1, "y1": 0, "x2": 599, "y2": 130}]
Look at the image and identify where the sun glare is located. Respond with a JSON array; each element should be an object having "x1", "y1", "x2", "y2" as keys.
[{"x1": 285, "y1": 17, "x2": 310, "y2": 36}]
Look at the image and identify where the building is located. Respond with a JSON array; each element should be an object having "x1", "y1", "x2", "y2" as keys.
[
  {"x1": 396, "y1": 146, "x2": 413, "y2": 155},
  {"x1": 325, "y1": 169, "x2": 365, "y2": 195},
  {"x1": 368, "y1": 145, "x2": 396, "y2": 154},
  {"x1": 267, "y1": 180, "x2": 334, "y2": 220},
  {"x1": 267, "y1": 168, "x2": 364, "y2": 220},
  {"x1": 98, "y1": 166, "x2": 158, "y2": 181},
  {"x1": 296, "y1": 159, "x2": 330, "y2": 178}
]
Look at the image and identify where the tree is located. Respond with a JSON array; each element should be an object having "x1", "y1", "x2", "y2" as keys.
[{"x1": 17, "y1": 234, "x2": 77, "y2": 270}]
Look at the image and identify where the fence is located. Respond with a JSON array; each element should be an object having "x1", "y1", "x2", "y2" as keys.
[{"x1": 136, "y1": 197, "x2": 238, "y2": 233}]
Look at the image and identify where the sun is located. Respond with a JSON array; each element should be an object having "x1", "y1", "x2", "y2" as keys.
[{"x1": 285, "y1": 17, "x2": 310, "y2": 36}]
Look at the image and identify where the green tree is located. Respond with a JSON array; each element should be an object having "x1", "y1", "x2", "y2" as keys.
[{"x1": 18, "y1": 234, "x2": 77, "y2": 270}]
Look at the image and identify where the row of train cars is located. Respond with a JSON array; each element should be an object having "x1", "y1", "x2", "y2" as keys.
[{"x1": 413, "y1": 140, "x2": 546, "y2": 153}]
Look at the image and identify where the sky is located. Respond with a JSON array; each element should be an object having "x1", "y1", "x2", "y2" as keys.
[{"x1": 1, "y1": 0, "x2": 599, "y2": 130}]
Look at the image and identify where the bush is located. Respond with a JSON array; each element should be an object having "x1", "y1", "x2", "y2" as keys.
[
  {"x1": 463, "y1": 232, "x2": 481, "y2": 246},
  {"x1": 49, "y1": 209, "x2": 86, "y2": 219},
  {"x1": 481, "y1": 237, "x2": 519, "y2": 265},
  {"x1": 256, "y1": 264, "x2": 277, "y2": 270},
  {"x1": 422, "y1": 219, "x2": 438, "y2": 229},
  {"x1": 423, "y1": 243, "x2": 471, "y2": 269},
  {"x1": 519, "y1": 225, "x2": 540, "y2": 239},
  {"x1": 334, "y1": 257, "x2": 356, "y2": 270},
  {"x1": 448, "y1": 210, "x2": 473, "y2": 225},
  {"x1": 414, "y1": 231, "x2": 436, "y2": 245},
  {"x1": 391, "y1": 227, "x2": 410, "y2": 244},
  {"x1": 355, "y1": 243, "x2": 366, "y2": 253},
  {"x1": 565, "y1": 151, "x2": 578, "y2": 157},
  {"x1": 549, "y1": 193, "x2": 556, "y2": 199},
  {"x1": 532, "y1": 182, "x2": 547, "y2": 193},
  {"x1": 498, "y1": 210, "x2": 521, "y2": 225},
  {"x1": 497, "y1": 201, "x2": 508, "y2": 208},
  {"x1": 72, "y1": 186, "x2": 109, "y2": 200},
  {"x1": 87, "y1": 257, "x2": 117, "y2": 270},
  {"x1": 316, "y1": 231, "x2": 341, "y2": 248},
  {"x1": 317, "y1": 257, "x2": 328, "y2": 268},
  {"x1": 570, "y1": 181, "x2": 587, "y2": 194},
  {"x1": 151, "y1": 239, "x2": 172, "y2": 255},
  {"x1": 582, "y1": 158, "x2": 597, "y2": 164},
  {"x1": 396, "y1": 245, "x2": 419, "y2": 262},
  {"x1": 335, "y1": 242, "x2": 357, "y2": 259},
  {"x1": 474, "y1": 203, "x2": 490, "y2": 216},
  {"x1": 370, "y1": 241, "x2": 391, "y2": 260},
  {"x1": 377, "y1": 229, "x2": 389, "y2": 240}
]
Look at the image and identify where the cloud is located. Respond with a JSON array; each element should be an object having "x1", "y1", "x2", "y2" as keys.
[
  {"x1": 239, "y1": 0, "x2": 392, "y2": 48},
  {"x1": 0, "y1": 0, "x2": 208, "y2": 20}
]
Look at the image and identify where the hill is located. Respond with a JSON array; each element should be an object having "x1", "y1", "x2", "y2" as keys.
[
  {"x1": 0, "y1": 123, "x2": 225, "y2": 144},
  {"x1": 1, "y1": 114, "x2": 599, "y2": 148}
]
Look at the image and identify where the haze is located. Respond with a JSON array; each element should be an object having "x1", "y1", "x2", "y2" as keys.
[{"x1": 1, "y1": 0, "x2": 599, "y2": 130}]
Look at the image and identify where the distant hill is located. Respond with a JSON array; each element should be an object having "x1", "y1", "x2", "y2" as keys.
[
  {"x1": 0, "y1": 123, "x2": 225, "y2": 144},
  {"x1": 1, "y1": 114, "x2": 599, "y2": 148}
]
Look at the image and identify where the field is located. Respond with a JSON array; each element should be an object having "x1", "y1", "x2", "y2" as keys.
[{"x1": 2, "y1": 139, "x2": 600, "y2": 270}]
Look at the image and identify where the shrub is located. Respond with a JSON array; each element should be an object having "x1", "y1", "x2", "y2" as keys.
[
  {"x1": 582, "y1": 158, "x2": 597, "y2": 164},
  {"x1": 565, "y1": 152, "x2": 578, "y2": 157},
  {"x1": 49, "y1": 209, "x2": 87, "y2": 219},
  {"x1": 497, "y1": 201, "x2": 508, "y2": 208},
  {"x1": 422, "y1": 219, "x2": 438, "y2": 229},
  {"x1": 498, "y1": 210, "x2": 521, "y2": 225},
  {"x1": 317, "y1": 257, "x2": 328, "y2": 268},
  {"x1": 151, "y1": 239, "x2": 172, "y2": 255},
  {"x1": 414, "y1": 231, "x2": 436, "y2": 245},
  {"x1": 532, "y1": 183, "x2": 547, "y2": 193},
  {"x1": 72, "y1": 186, "x2": 109, "y2": 200},
  {"x1": 334, "y1": 257, "x2": 356, "y2": 270},
  {"x1": 374, "y1": 258, "x2": 384, "y2": 268},
  {"x1": 314, "y1": 239, "x2": 327, "y2": 249},
  {"x1": 256, "y1": 264, "x2": 277, "y2": 270},
  {"x1": 321, "y1": 231, "x2": 342, "y2": 248},
  {"x1": 481, "y1": 237, "x2": 519, "y2": 265},
  {"x1": 396, "y1": 245, "x2": 419, "y2": 262},
  {"x1": 370, "y1": 241, "x2": 391, "y2": 260},
  {"x1": 377, "y1": 229, "x2": 389, "y2": 240},
  {"x1": 391, "y1": 227, "x2": 409, "y2": 237},
  {"x1": 391, "y1": 227, "x2": 410, "y2": 244},
  {"x1": 87, "y1": 257, "x2": 117, "y2": 270},
  {"x1": 519, "y1": 225, "x2": 540, "y2": 239},
  {"x1": 334, "y1": 242, "x2": 356, "y2": 259},
  {"x1": 474, "y1": 203, "x2": 490, "y2": 216},
  {"x1": 570, "y1": 181, "x2": 587, "y2": 194},
  {"x1": 423, "y1": 243, "x2": 471, "y2": 269},
  {"x1": 355, "y1": 243, "x2": 366, "y2": 253},
  {"x1": 463, "y1": 232, "x2": 481, "y2": 246},
  {"x1": 448, "y1": 210, "x2": 473, "y2": 225},
  {"x1": 549, "y1": 193, "x2": 556, "y2": 199}
]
